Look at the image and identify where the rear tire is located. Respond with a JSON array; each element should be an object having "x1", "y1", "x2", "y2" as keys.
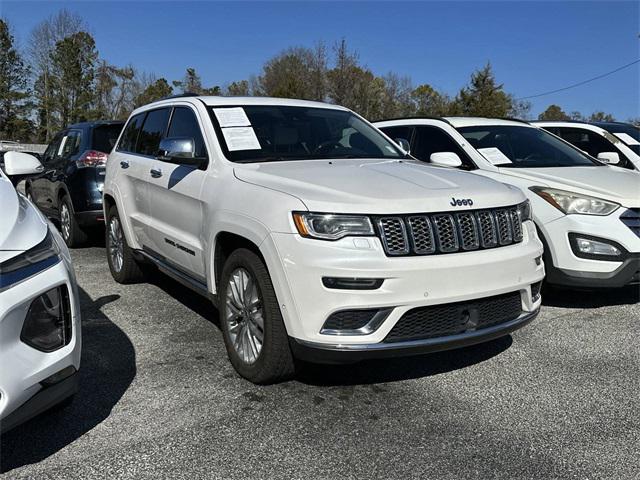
[
  {"x1": 219, "y1": 248, "x2": 295, "y2": 384},
  {"x1": 106, "y1": 205, "x2": 145, "y2": 284},
  {"x1": 60, "y1": 195, "x2": 88, "y2": 248}
]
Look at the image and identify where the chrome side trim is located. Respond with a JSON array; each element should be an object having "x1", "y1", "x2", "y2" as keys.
[{"x1": 320, "y1": 308, "x2": 394, "y2": 336}]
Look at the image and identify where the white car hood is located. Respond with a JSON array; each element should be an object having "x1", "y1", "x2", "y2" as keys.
[
  {"x1": 0, "y1": 174, "x2": 47, "y2": 252},
  {"x1": 234, "y1": 159, "x2": 525, "y2": 214},
  {"x1": 498, "y1": 166, "x2": 640, "y2": 207}
]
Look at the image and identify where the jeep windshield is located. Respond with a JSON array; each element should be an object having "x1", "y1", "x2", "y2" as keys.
[
  {"x1": 458, "y1": 125, "x2": 602, "y2": 168},
  {"x1": 208, "y1": 105, "x2": 404, "y2": 163}
]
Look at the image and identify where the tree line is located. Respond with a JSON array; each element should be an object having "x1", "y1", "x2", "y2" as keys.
[{"x1": 0, "y1": 10, "x2": 631, "y2": 144}]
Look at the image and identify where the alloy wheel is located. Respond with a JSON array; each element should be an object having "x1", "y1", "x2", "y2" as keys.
[
  {"x1": 60, "y1": 203, "x2": 71, "y2": 241},
  {"x1": 225, "y1": 268, "x2": 265, "y2": 365},
  {"x1": 108, "y1": 216, "x2": 124, "y2": 273}
]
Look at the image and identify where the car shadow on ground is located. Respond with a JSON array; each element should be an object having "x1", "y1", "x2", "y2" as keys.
[
  {"x1": 542, "y1": 284, "x2": 639, "y2": 308},
  {"x1": 0, "y1": 288, "x2": 136, "y2": 473},
  {"x1": 297, "y1": 336, "x2": 513, "y2": 386}
]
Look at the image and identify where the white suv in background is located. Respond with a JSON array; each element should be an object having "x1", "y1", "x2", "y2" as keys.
[
  {"x1": 534, "y1": 121, "x2": 640, "y2": 171},
  {"x1": 104, "y1": 96, "x2": 544, "y2": 384},
  {"x1": 375, "y1": 117, "x2": 640, "y2": 288},
  {"x1": 0, "y1": 152, "x2": 81, "y2": 434}
]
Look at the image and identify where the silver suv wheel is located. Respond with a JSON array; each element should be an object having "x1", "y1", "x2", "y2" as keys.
[
  {"x1": 108, "y1": 216, "x2": 124, "y2": 273},
  {"x1": 224, "y1": 267, "x2": 265, "y2": 365}
]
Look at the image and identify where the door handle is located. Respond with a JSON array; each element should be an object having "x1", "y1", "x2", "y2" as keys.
[
  {"x1": 150, "y1": 168, "x2": 163, "y2": 178},
  {"x1": 120, "y1": 161, "x2": 129, "y2": 169}
]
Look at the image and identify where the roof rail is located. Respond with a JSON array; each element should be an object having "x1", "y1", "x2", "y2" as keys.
[
  {"x1": 375, "y1": 116, "x2": 451, "y2": 125},
  {"x1": 160, "y1": 92, "x2": 201, "y2": 101}
]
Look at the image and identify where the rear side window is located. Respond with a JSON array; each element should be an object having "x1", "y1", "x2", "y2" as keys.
[
  {"x1": 137, "y1": 108, "x2": 171, "y2": 156},
  {"x1": 167, "y1": 107, "x2": 208, "y2": 158},
  {"x1": 59, "y1": 130, "x2": 83, "y2": 159},
  {"x1": 118, "y1": 114, "x2": 145, "y2": 153},
  {"x1": 92, "y1": 124, "x2": 123, "y2": 154},
  {"x1": 413, "y1": 126, "x2": 475, "y2": 170}
]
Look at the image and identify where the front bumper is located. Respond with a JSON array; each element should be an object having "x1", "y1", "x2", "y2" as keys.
[
  {"x1": 290, "y1": 308, "x2": 539, "y2": 364},
  {"x1": 263, "y1": 220, "x2": 544, "y2": 346},
  {"x1": 0, "y1": 255, "x2": 81, "y2": 430},
  {"x1": 539, "y1": 209, "x2": 640, "y2": 288}
]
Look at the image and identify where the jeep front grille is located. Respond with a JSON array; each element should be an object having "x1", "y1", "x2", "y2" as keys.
[{"x1": 376, "y1": 206, "x2": 524, "y2": 257}]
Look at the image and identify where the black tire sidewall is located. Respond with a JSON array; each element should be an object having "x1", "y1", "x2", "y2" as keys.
[{"x1": 219, "y1": 249, "x2": 290, "y2": 383}]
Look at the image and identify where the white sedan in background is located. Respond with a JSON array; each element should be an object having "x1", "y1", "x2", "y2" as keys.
[{"x1": 0, "y1": 152, "x2": 81, "y2": 434}]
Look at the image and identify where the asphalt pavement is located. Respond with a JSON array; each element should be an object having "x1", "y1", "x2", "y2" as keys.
[{"x1": 1, "y1": 241, "x2": 639, "y2": 479}]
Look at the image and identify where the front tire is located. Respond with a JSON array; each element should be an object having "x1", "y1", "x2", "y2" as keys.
[
  {"x1": 219, "y1": 248, "x2": 295, "y2": 384},
  {"x1": 60, "y1": 195, "x2": 88, "y2": 248},
  {"x1": 106, "y1": 205, "x2": 145, "y2": 284}
]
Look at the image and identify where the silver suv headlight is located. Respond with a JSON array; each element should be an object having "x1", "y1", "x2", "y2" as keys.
[
  {"x1": 0, "y1": 228, "x2": 61, "y2": 291},
  {"x1": 529, "y1": 187, "x2": 619, "y2": 216},
  {"x1": 292, "y1": 212, "x2": 374, "y2": 240}
]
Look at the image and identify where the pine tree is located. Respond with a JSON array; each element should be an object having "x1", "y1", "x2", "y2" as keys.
[{"x1": 0, "y1": 19, "x2": 32, "y2": 141}]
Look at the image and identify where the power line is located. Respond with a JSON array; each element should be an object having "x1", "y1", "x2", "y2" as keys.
[{"x1": 517, "y1": 59, "x2": 640, "y2": 100}]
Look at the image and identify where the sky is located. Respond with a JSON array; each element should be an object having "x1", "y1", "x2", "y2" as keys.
[{"x1": 2, "y1": 0, "x2": 639, "y2": 120}]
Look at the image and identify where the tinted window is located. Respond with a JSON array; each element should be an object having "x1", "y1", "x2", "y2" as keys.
[
  {"x1": 137, "y1": 108, "x2": 171, "y2": 156},
  {"x1": 412, "y1": 126, "x2": 475, "y2": 170},
  {"x1": 60, "y1": 130, "x2": 82, "y2": 159},
  {"x1": 381, "y1": 126, "x2": 413, "y2": 143},
  {"x1": 554, "y1": 128, "x2": 614, "y2": 157},
  {"x1": 458, "y1": 125, "x2": 600, "y2": 168},
  {"x1": 92, "y1": 124, "x2": 124, "y2": 153},
  {"x1": 208, "y1": 106, "x2": 403, "y2": 163},
  {"x1": 118, "y1": 114, "x2": 145, "y2": 153},
  {"x1": 167, "y1": 107, "x2": 208, "y2": 158},
  {"x1": 42, "y1": 133, "x2": 64, "y2": 165}
]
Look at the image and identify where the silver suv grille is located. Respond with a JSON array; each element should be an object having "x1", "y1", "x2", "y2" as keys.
[{"x1": 376, "y1": 206, "x2": 524, "y2": 256}]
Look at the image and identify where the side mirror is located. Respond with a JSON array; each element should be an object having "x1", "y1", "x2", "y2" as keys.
[
  {"x1": 157, "y1": 137, "x2": 203, "y2": 166},
  {"x1": 394, "y1": 138, "x2": 411, "y2": 155},
  {"x1": 430, "y1": 152, "x2": 463, "y2": 168},
  {"x1": 2, "y1": 151, "x2": 44, "y2": 185},
  {"x1": 597, "y1": 152, "x2": 621, "y2": 165}
]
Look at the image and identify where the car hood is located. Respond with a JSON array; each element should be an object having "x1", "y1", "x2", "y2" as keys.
[
  {"x1": 497, "y1": 166, "x2": 640, "y2": 207},
  {"x1": 0, "y1": 175, "x2": 47, "y2": 251},
  {"x1": 234, "y1": 159, "x2": 525, "y2": 214}
]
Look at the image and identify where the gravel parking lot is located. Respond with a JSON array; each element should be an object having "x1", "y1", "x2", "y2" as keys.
[{"x1": 1, "y1": 241, "x2": 639, "y2": 479}]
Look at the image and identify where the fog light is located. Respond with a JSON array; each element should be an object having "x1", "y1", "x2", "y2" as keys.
[
  {"x1": 569, "y1": 233, "x2": 625, "y2": 260},
  {"x1": 21, "y1": 286, "x2": 72, "y2": 352},
  {"x1": 576, "y1": 238, "x2": 620, "y2": 256}
]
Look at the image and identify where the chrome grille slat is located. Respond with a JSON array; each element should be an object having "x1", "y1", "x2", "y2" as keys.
[
  {"x1": 377, "y1": 206, "x2": 524, "y2": 257},
  {"x1": 407, "y1": 216, "x2": 436, "y2": 254},
  {"x1": 456, "y1": 212, "x2": 480, "y2": 250},
  {"x1": 475, "y1": 210, "x2": 498, "y2": 248},
  {"x1": 377, "y1": 217, "x2": 409, "y2": 255},
  {"x1": 432, "y1": 214, "x2": 459, "y2": 252}
]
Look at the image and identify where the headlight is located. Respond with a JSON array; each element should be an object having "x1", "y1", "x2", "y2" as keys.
[
  {"x1": 0, "y1": 229, "x2": 61, "y2": 291},
  {"x1": 529, "y1": 187, "x2": 619, "y2": 216},
  {"x1": 517, "y1": 199, "x2": 532, "y2": 222},
  {"x1": 292, "y1": 212, "x2": 374, "y2": 240}
]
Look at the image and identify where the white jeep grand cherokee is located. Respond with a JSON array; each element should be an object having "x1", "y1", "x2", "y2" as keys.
[{"x1": 104, "y1": 96, "x2": 544, "y2": 383}]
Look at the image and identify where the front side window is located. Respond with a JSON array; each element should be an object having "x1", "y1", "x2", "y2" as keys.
[
  {"x1": 118, "y1": 114, "x2": 145, "y2": 153},
  {"x1": 412, "y1": 126, "x2": 475, "y2": 170},
  {"x1": 553, "y1": 127, "x2": 634, "y2": 169},
  {"x1": 167, "y1": 107, "x2": 208, "y2": 158},
  {"x1": 208, "y1": 105, "x2": 404, "y2": 163},
  {"x1": 458, "y1": 125, "x2": 600, "y2": 168},
  {"x1": 137, "y1": 108, "x2": 171, "y2": 156}
]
